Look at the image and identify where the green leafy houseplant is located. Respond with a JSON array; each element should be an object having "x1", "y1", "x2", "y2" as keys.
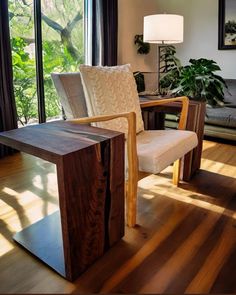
[
  {"x1": 159, "y1": 45, "x2": 181, "y2": 74},
  {"x1": 160, "y1": 54, "x2": 227, "y2": 106},
  {"x1": 134, "y1": 35, "x2": 150, "y2": 55},
  {"x1": 159, "y1": 45, "x2": 182, "y2": 93},
  {"x1": 133, "y1": 71, "x2": 145, "y2": 93}
]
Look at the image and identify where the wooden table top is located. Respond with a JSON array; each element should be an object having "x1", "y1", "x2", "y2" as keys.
[{"x1": 0, "y1": 121, "x2": 123, "y2": 163}]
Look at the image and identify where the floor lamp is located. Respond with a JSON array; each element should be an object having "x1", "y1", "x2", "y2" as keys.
[{"x1": 143, "y1": 14, "x2": 184, "y2": 93}]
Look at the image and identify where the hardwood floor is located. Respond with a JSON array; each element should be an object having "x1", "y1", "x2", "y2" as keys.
[{"x1": 0, "y1": 140, "x2": 235, "y2": 293}]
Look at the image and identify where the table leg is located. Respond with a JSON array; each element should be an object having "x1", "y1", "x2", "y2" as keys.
[{"x1": 57, "y1": 137, "x2": 124, "y2": 281}]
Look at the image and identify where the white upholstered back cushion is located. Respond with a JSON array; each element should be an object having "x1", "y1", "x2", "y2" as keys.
[
  {"x1": 51, "y1": 72, "x2": 88, "y2": 119},
  {"x1": 79, "y1": 64, "x2": 144, "y2": 134}
]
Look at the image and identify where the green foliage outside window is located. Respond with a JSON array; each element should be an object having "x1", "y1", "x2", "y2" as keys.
[
  {"x1": 11, "y1": 37, "x2": 37, "y2": 126},
  {"x1": 9, "y1": 0, "x2": 84, "y2": 125}
]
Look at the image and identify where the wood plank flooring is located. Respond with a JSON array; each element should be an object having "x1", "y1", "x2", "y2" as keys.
[{"x1": 0, "y1": 140, "x2": 235, "y2": 293}]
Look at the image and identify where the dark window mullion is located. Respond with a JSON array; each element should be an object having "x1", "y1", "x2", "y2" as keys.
[{"x1": 34, "y1": 0, "x2": 46, "y2": 123}]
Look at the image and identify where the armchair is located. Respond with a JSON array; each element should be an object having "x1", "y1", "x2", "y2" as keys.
[{"x1": 52, "y1": 65, "x2": 198, "y2": 227}]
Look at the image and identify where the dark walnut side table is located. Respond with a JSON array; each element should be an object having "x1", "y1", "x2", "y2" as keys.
[
  {"x1": 0, "y1": 121, "x2": 125, "y2": 281},
  {"x1": 140, "y1": 96, "x2": 206, "y2": 181}
]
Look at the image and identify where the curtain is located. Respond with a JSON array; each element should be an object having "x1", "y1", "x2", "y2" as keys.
[
  {"x1": 0, "y1": 0, "x2": 18, "y2": 158},
  {"x1": 85, "y1": 0, "x2": 118, "y2": 66}
]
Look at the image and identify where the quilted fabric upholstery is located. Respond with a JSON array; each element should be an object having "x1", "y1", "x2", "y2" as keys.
[{"x1": 79, "y1": 64, "x2": 144, "y2": 135}]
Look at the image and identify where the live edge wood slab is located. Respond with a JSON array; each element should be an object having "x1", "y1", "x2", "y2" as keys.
[{"x1": 0, "y1": 121, "x2": 125, "y2": 281}]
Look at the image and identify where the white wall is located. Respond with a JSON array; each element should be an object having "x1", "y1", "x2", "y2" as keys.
[
  {"x1": 118, "y1": 0, "x2": 158, "y2": 72},
  {"x1": 118, "y1": 0, "x2": 236, "y2": 78},
  {"x1": 151, "y1": 0, "x2": 236, "y2": 79}
]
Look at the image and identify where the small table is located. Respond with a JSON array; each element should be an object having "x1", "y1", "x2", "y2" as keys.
[
  {"x1": 0, "y1": 121, "x2": 125, "y2": 281},
  {"x1": 140, "y1": 96, "x2": 206, "y2": 181}
]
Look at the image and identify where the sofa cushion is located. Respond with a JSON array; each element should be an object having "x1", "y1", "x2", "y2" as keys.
[
  {"x1": 204, "y1": 124, "x2": 236, "y2": 141},
  {"x1": 206, "y1": 106, "x2": 236, "y2": 128},
  {"x1": 137, "y1": 129, "x2": 198, "y2": 174},
  {"x1": 224, "y1": 79, "x2": 236, "y2": 106},
  {"x1": 79, "y1": 64, "x2": 144, "y2": 135}
]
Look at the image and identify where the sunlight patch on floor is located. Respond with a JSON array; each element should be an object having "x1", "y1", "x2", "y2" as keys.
[
  {"x1": 2, "y1": 187, "x2": 18, "y2": 197},
  {"x1": 139, "y1": 174, "x2": 236, "y2": 219},
  {"x1": 1, "y1": 187, "x2": 58, "y2": 232},
  {"x1": 200, "y1": 159, "x2": 236, "y2": 178},
  {"x1": 0, "y1": 234, "x2": 14, "y2": 257},
  {"x1": 2, "y1": 187, "x2": 38, "y2": 204},
  {"x1": 32, "y1": 172, "x2": 58, "y2": 196},
  {"x1": 165, "y1": 190, "x2": 236, "y2": 219},
  {"x1": 0, "y1": 199, "x2": 12, "y2": 216},
  {"x1": 32, "y1": 175, "x2": 45, "y2": 190}
]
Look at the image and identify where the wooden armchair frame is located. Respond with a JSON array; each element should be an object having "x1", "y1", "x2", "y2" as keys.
[{"x1": 69, "y1": 96, "x2": 189, "y2": 227}]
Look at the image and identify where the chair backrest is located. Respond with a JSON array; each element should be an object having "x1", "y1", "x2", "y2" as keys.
[
  {"x1": 52, "y1": 66, "x2": 144, "y2": 135},
  {"x1": 51, "y1": 72, "x2": 88, "y2": 119},
  {"x1": 79, "y1": 64, "x2": 144, "y2": 135}
]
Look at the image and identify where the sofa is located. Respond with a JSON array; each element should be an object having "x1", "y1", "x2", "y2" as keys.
[
  {"x1": 141, "y1": 73, "x2": 236, "y2": 141},
  {"x1": 204, "y1": 79, "x2": 236, "y2": 141}
]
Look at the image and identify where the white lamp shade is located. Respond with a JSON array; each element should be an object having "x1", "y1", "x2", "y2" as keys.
[{"x1": 143, "y1": 14, "x2": 184, "y2": 44}]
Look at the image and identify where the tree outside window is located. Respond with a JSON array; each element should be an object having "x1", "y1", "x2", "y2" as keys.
[{"x1": 9, "y1": 0, "x2": 84, "y2": 126}]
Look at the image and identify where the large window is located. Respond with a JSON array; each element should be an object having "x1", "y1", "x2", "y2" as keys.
[
  {"x1": 9, "y1": 1, "x2": 38, "y2": 125},
  {"x1": 8, "y1": 0, "x2": 84, "y2": 126}
]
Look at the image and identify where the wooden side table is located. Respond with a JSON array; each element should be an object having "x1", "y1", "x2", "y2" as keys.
[
  {"x1": 0, "y1": 121, "x2": 125, "y2": 281},
  {"x1": 140, "y1": 97, "x2": 206, "y2": 181}
]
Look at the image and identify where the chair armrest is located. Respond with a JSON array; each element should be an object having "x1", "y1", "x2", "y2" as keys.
[
  {"x1": 69, "y1": 111, "x2": 138, "y2": 175},
  {"x1": 69, "y1": 112, "x2": 138, "y2": 182},
  {"x1": 140, "y1": 96, "x2": 189, "y2": 130},
  {"x1": 69, "y1": 112, "x2": 135, "y2": 127},
  {"x1": 69, "y1": 112, "x2": 138, "y2": 225}
]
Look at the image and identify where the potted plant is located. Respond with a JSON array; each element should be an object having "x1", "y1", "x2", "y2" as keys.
[
  {"x1": 159, "y1": 45, "x2": 181, "y2": 75},
  {"x1": 160, "y1": 49, "x2": 227, "y2": 107},
  {"x1": 134, "y1": 35, "x2": 150, "y2": 55}
]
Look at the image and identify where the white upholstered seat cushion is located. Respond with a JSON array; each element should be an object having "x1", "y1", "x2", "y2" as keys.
[
  {"x1": 79, "y1": 64, "x2": 144, "y2": 135},
  {"x1": 136, "y1": 129, "x2": 198, "y2": 174}
]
